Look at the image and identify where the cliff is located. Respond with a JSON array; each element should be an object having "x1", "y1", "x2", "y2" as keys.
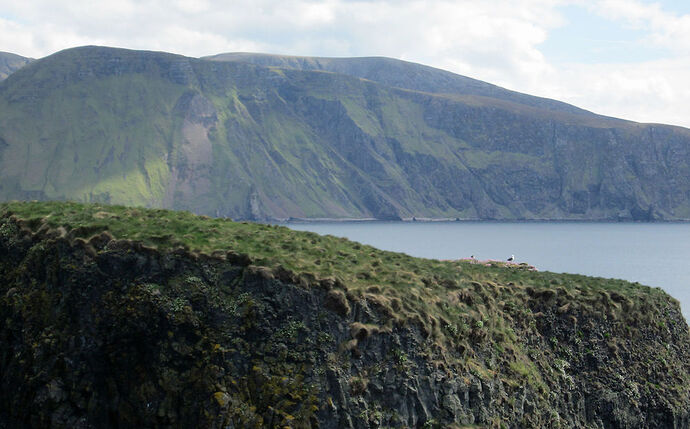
[
  {"x1": 2, "y1": 46, "x2": 690, "y2": 220},
  {"x1": 1, "y1": 201, "x2": 689, "y2": 428}
]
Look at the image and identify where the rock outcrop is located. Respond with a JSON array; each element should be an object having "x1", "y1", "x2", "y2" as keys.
[{"x1": 1, "y1": 210, "x2": 689, "y2": 428}]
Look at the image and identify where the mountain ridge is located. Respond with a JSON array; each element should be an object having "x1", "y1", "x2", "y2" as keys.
[
  {"x1": 1, "y1": 45, "x2": 690, "y2": 221},
  {"x1": 204, "y1": 52, "x2": 603, "y2": 118},
  {"x1": 0, "y1": 51, "x2": 33, "y2": 80}
]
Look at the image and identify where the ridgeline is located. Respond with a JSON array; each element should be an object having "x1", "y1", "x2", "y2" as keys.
[{"x1": 0, "y1": 51, "x2": 32, "y2": 81}]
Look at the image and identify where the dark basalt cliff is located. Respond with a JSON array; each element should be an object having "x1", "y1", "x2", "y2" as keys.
[
  {"x1": 2, "y1": 46, "x2": 690, "y2": 220},
  {"x1": 1, "y1": 210, "x2": 689, "y2": 428}
]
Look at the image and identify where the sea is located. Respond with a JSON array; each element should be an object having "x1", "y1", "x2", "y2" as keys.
[{"x1": 283, "y1": 221, "x2": 690, "y2": 322}]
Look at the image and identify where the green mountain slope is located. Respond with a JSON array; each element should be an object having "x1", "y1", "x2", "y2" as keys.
[
  {"x1": 1, "y1": 201, "x2": 689, "y2": 427},
  {"x1": 0, "y1": 51, "x2": 33, "y2": 80},
  {"x1": 204, "y1": 52, "x2": 597, "y2": 116},
  {"x1": 2, "y1": 46, "x2": 690, "y2": 220}
]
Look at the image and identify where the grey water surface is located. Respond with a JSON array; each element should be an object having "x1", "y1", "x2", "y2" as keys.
[{"x1": 284, "y1": 221, "x2": 690, "y2": 322}]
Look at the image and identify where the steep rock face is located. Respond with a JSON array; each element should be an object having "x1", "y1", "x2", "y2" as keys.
[
  {"x1": 165, "y1": 91, "x2": 219, "y2": 210},
  {"x1": 1, "y1": 214, "x2": 689, "y2": 428},
  {"x1": 2, "y1": 46, "x2": 690, "y2": 220}
]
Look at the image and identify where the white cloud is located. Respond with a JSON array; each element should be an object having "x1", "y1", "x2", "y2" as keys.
[
  {"x1": 0, "y1": 1, "x2": 563, "y2": 68},
  {"x1": 520, "y1": 0, "x2": 690, "y2": 127},
  {"x1": 591, "y1": 0, "x2": 690, "y2": 53},
  {"x1": 0, "y1": 0, "x2": 688, "y2": 127},
  {"x1": 527, "y1": 57, "x2": 690, "y2": 127}
]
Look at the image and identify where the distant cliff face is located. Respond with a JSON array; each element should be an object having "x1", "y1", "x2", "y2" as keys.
[
  {"x1": 0, "y1": 51, "x2": 32, "y2": 80},
  {"x1": 1, "y1": 46, "x2": 690, "y2": 220},
  {"x1": 1, "y1": 210, "x2": 689, "y2": 428}
]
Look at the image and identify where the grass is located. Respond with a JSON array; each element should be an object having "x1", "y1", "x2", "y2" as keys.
[
  {"x1": 2, "y1": 201, "x2": 672, "y2": 338},
  {"x1": 1, "y1": 201, "x2": 666, "y2": 294}
]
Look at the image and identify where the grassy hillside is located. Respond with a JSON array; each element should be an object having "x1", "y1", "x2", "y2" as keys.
[
  {"x1": 2, "y1": 46, "x2": 690, "y2": 220},
  {"x1": 205, "y1": 52, "x2": 597, "y2": 116},
  {"x1": 1, "y1": 201, "x2": 689, "y2": 427}
]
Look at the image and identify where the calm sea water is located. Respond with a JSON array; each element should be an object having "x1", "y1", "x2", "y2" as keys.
[{"x1": 284, "y1": 222, "x2": 690, "y2": 322}]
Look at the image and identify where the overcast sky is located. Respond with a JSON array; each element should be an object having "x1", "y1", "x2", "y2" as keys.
[{"x1": 1, "y1": 0, "x2": 689, "y2": 127}]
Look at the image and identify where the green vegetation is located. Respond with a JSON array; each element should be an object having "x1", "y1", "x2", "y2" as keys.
[
  {"x1": 2, "y1": 200, "x2": 669, "y2": 307},
  {"x1": 1, "y1": 200, "x2": 679, "y2": 361}
]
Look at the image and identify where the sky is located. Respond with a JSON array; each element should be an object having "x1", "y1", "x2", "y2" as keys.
[{"x1": 1, "y1": 0, "x2": 689, "y2": 127}]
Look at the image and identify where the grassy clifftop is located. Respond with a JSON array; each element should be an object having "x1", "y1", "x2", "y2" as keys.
[
  {"x1": 0, "y1": 200, "x2": 674, "y2": 328},
  {"x1": 1, "y1": 201, "x2": 688, "y2": 427}
]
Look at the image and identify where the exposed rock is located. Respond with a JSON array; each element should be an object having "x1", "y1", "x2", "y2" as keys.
[{"x1": 0, "y1": 215, "x2": 689, "y2": 428}]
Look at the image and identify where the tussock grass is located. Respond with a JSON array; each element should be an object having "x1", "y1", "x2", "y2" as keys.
[{"x1": 1, "y1": 200, "x2": 669, "y2": 334}]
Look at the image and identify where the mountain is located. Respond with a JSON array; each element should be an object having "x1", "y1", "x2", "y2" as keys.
[
  {"x1": 1, "y1": 46, "x2": 690, "y2": 220},
  {"x1": 0, "y1": 51, "x2": 33, "y2": 80},
  {"x1": 2, "y1": 201, "x2": 689, "y2": 427}
]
